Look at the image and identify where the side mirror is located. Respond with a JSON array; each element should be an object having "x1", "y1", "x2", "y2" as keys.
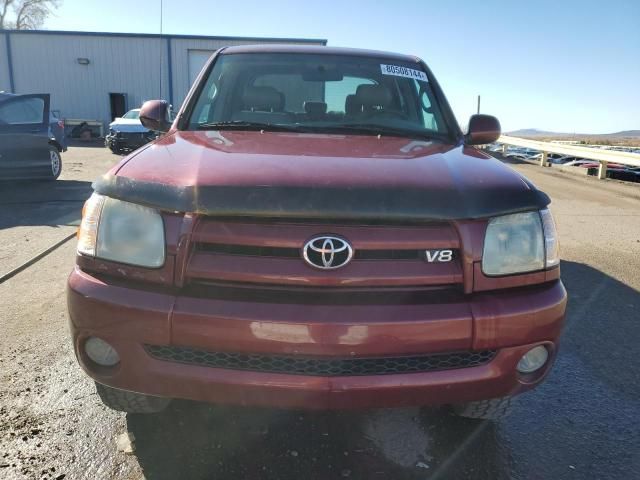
[
  {"x1": 139, "y1": 100, "x2": 172, "y2": 132},
  {"x1": 465, "y1": 114, "x2": 501, "y2": 145}
]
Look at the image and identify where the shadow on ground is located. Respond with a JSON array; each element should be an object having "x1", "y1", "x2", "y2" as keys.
[
  {"x1": 66, "y1": 139, "x2": 109, "y2": 149},
  {"x1": 120, "y1": 262, "x2": 639, "y2": 479},
  {"x1": 0, "y1": 179, "x2": 92, "y2": 229},
  {"x1": 560, "y1": 261, "x2": 640, "y2": 399},
  {"x1": 127, "y1": 404, "x2": 506, "y2": 480}
]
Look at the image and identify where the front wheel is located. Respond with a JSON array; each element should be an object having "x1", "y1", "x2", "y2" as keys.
[
  {"x1": 451, "y1": 396, "x2": 513, "y2": 420},
  {"x1": 95, "y1": 382, "x2": 171, "y2": 414}
]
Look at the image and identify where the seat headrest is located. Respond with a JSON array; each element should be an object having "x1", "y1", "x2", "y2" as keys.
[
  {"x1": 355, "y1": 84, "x2": 392, "y2": 108},
  {"x1": 304, "y1": 101, "x2": 327, "y2": 116},
  {"x1": 345, "y1": 94, "x2": 361, "y2": 115},
  {"x1": 242, "y1": 86, "x2": 284, "y2": 112}
]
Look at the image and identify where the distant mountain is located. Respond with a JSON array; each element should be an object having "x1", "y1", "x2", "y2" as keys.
[
  {"x1": 610, "y1": 130, "x2": 640, "y2": 137},
  {"x1": 506, "y1": 129, "x2": 564, "y2": 137},
  {"x1": 506, "y1": 129, "x2": 640, "y2": 138}
]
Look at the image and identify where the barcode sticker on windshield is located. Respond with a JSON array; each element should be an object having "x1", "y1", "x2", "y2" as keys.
[{"x1": 380, "y1": 64, "x2": 428, "y2": 82}]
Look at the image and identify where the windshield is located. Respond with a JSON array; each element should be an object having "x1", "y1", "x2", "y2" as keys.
[
  {"x1": 186, "y1": 53, "x2": 450, "y2": 140},
  {"x1": 122, "y1": 109, "x2": 140, "y2": 119}
]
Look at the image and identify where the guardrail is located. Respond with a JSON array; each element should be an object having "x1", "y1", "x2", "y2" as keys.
[{"x1": 496, "y1": 135, "x2": 640, "y2": 179}]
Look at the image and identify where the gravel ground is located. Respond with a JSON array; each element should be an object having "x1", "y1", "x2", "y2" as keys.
[{"x1": 0, "y1": 145, "x2": 639, "y2": 479}]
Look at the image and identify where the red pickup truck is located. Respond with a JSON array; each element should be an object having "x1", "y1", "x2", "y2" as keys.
[{"x1": 68, "y1": 45, "x2": 566, "y2": 419}]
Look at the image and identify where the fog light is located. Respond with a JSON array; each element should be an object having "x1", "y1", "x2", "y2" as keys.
[
  {"x1": 85, "y1": 337, "x2": 120, "y2": 366},
  {"x1": 517, "y1": 345, "x2": 548, "y2": 374}
]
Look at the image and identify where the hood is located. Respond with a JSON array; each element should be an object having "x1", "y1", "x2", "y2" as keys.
[
  {"x1": 109, "y1": 118, "x2": 148, "y2": 133},
  {"x1": 94, "y1": 130, "x2": 549, "y2": 221}
]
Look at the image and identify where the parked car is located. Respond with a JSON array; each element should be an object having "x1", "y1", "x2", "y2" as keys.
[
  {"x1": 559, "y1": 158, "x2": 635, "y2": 180},
  {"x1": 68, "y1": 45, "x2": 567, "y2": 420},
  {"x1": 544, "y1": 154, "x2": 572, "y2": 164},
  {"x1": 50, "y1": 109, "x2": 67, "y2": 152},
  {"x1": 585, "y1": 163, "x2": 632, "y2": 179},
  {"x1": 0, "y1": 92, "x2": 63, "y2": 180},
  {"x1": 608, "y1": 167, "x2": 640, "y2": 182},
  {"x1": 561, "y1": 159, "x2": 596, "y2": 167},
  {"x1": 504, "y1": 147, "x2": 539, "y2": 160},
  {"x1": 105, "y1": 108, "x2": 158, "y2": 154}
]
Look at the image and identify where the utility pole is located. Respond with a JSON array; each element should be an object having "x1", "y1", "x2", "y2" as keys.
[{"x1": 477, "y1": 95, "x2": 481, "y2": 114}]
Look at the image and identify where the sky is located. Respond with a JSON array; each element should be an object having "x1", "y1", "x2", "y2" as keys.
[{"x1": 43, "y1": 0, "x2": 640, "y2": 133}]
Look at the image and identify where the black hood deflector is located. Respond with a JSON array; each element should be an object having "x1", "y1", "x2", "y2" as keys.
[{"x1": 93, "y1": 174, "x2": 550, "y2": 221}]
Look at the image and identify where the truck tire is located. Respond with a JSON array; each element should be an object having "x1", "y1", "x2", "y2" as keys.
[
  {"x1": 452, "y1": 396, "x2": 513, "y2": 420},
  {"x1": 95, "y1": 382, "x2": 171, "y2": 414}
]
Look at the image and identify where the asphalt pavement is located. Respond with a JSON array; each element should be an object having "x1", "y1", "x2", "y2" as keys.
[{"x1": 1, "y1": 145, "x2": 639, "y2": 480}]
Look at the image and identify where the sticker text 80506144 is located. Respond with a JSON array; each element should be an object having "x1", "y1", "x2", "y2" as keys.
[{"x1": 380, "y1": 64, "x2": 428, "y2": 82}]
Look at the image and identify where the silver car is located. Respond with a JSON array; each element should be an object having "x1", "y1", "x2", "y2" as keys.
[{"x1": 105, "y1": 108, "x2": 157, "y2": 154}]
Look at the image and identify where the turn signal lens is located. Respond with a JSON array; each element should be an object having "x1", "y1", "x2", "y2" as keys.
[
  {"x1": 77, "y1": 193, "x2": 105, "y2": 256},
  {"x1": 540, "y1": 209, "x2": 560, "y2": 268}
]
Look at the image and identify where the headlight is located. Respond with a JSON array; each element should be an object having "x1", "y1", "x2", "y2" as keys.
[
  {"x1": 77, "y1": 193, "x2": 165, "y2": 268},
  {"x1": 482, "y1": 211, "x2": 545, "y2": 276},
  {"x1": 482, "y1": 209, "x2": 560, "y2": 276}
]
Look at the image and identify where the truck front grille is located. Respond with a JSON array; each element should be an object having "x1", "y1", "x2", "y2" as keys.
[
  {"x1": 197, "y1": 243, "x2": 440, "y2": 261},
  {"x1": 144, "y1": 345, "x2": 496, "y2": 377},
  {"x1": 183, "y1": 219, "x2": 464, "y2": 291}
]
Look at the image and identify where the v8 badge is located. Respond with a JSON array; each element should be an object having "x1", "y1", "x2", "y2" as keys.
[{"x1": 424, "y1": 249, "x2": 454, "y2": 263}]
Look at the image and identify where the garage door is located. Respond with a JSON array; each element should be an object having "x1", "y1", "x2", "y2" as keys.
[{"x1": 188, "y1": 50, "x2": 215, "y2": 87}]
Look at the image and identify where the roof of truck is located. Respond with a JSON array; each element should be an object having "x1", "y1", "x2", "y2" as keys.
[{"x1": 221, "y1": 44, "x2": 422, "y2": 64}]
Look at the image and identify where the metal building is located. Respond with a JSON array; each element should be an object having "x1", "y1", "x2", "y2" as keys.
[{"x1": 0, "y1": 29, "x2": 326, "y2": 130}]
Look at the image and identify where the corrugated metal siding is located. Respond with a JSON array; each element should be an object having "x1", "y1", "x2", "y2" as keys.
[
  {"x1": 0, "y1": 34, "x2": 10, "y2": 92},
  {"x1": 8, "y1": 33, "x2": 169, "y2": 124}
]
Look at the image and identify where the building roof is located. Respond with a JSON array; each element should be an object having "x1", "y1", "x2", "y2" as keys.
[
  {"x1": 222, "y1": 44, "x2": 420, "y2": 63},
  {"x1": 0, "y1": 28, "x2": 327, "y2": 45}
]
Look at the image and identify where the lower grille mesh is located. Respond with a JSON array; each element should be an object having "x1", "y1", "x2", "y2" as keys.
[{"x1": 144, "y1": 345, "x2": 496, "y2": 377}]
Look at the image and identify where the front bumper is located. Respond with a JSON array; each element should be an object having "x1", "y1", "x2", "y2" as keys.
[
  {"x1": 67, "y1": 267, "x2": 567, "y2": 409},
  {"x1": 105, "y1": 132, "x2": 154, "y2": 150}
]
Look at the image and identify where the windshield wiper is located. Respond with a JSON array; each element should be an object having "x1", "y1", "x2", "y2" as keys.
[
  {"x1": 196, "y1": 121, "x2": 444, "y2": 141},
  {"x1": 196, "y1": 121, "x2": 311, "y2": 132},
  {"x1": 323, "y1": 124, "x2": 442, "y2": 141}
]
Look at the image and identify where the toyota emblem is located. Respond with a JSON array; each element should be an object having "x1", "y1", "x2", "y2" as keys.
[{"x1": 302, "y1": 236, "x2": 354, "y2": 270}]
